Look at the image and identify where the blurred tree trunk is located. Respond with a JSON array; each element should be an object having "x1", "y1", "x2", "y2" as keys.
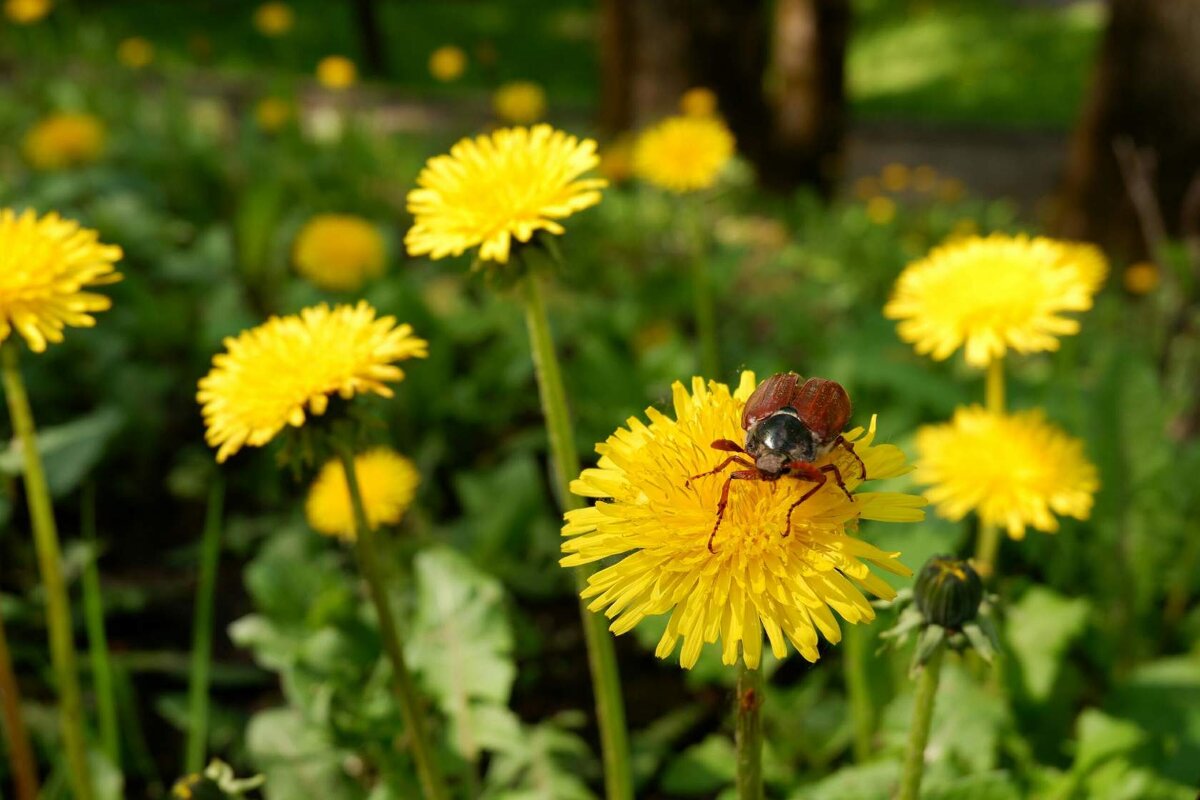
[
  {"x1": 352, "y1": 0, "x2": 388, "y2": 78},
  {"x1": 1055, "y1": 0, "x2": 1200, "y2": 257},
  {"x1": 599, "y1": 0, "x2": 850, "y2": 194}
]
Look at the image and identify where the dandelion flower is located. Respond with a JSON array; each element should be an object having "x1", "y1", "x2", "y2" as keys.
[
  {"x1": 0, "y1": 209, "x2": 122, "y2": 353},
  {"x1": 197, "y1": 302, "x2": 427, "y2": 463},
  {"x1": 254, "y1": 1, "x2": 293, "y2": 36},
  {"x1": 492, "y1": 81, "x2": 546, "y2": 124},
  {"x1": 915, "y1": 406, "x2": 1098, "y2": 539},
  {"x1": 562, "y1": 372, "x2": 925, "y2": 669},
  {"x1": 22, "y1": 113, "x2": 105, "y2": 171},
  {"x1": 428, "y1": 45, "x2": 467, "y2": 82},
  {"x1": 633, "y1": 115, "x2": 735, "y2": 194},
  {"x1": 254, "y1": 96, "x2": 293, "y2": 134},
  {"x1": 316, "y1": 56, "x2": 356, "y2": 90},
  {"x1": 680, "y1": 87, "x2": 718, "y2": 118},
  {"x1": 293, "y1": 214, "x2": 385, "y2": 292},
  {"x1": 405, "y1": 125, "x2": 605, "y2": 265},
  {"x1": 881, "y1": 163, "x2": 909, "y2": 192},
  {"x1": 885, "y1": 234, "x2": 1108, "y2": 367},
  {"x1": 306, "y1": 448, "x2": 419, "y2": 539},
  {"x1": 1124, "y1": 261, "x2": 1159, "y2": 295},
  {"x1": 4, "y1": 0, "x2": 50, "y2": 24},
  {"x1": 866, "y1": 196, "x2": 896, "y2": 226},
  {"x1": 117, "y1": 36, "x2": 154, "y2": 69}
]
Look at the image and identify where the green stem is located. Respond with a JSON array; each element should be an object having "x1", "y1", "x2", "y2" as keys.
[
  {"x1": 735, "y1": 663, "x2": 764, "y2": 800},
  {"x1": 185, "y1": 478, "x2": 224, "y2": 773},
  {"x1": 519, "y1": 269, "x2": 633, "y2": 800},
  {"x1": 0, "y1": 600, "x2": 40, "y2": 800},
  {"x1": 844, "y1": 624, "x2": 874, "y2": 762},
  {"x1": 1, "y1": 343, "x2": 94, "y2": 800},
  {"x1": 336, "y1": 444, "x2": 450, "y2": 800},
  {"x1": 974, "y1": 356, "x2": 1007, "y2": 578},
  {"x1": 687, "y1": 203, "x2": 719, "y2": 379},
  {"x1": 81, "y1": 482, "x2": 119, "y2": 767},
  {"x1": 897, "y1": 647, "x2": 945, "y2": 800}
]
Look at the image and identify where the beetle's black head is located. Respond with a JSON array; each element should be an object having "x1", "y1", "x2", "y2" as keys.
[{"x1": 744, "y1": 409, "x2": 819, "y2": 475}]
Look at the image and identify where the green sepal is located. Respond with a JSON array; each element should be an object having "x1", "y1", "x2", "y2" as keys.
[{"x1": 911, "y1": 624, "x2": 946, "y2": 676}]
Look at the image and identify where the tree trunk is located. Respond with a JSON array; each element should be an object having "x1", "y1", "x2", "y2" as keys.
[
  {"x1": 352, "y1": 0, "x2": 388, "y2": 78},
  {"x1": 1055, "y1": 0, "x2": 1200, "y2": 258}
]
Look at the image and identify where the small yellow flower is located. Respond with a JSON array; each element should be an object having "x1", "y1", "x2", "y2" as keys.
[
  {"x1": 316, "y1": 56, "x2": 356, "y2": 90},
  {"x1": 293, "y1": 214, "x2": 385, "y2": 292},
  {"x1": 885, "y1": 234, "x2": 1108, "y2": 367},
  {"x1": 253, "y1": 1, "x2": 293, "y2": 36},
  {"x1": 254, "y1": 96, "x2": 293, "y2": 134},
  {"x1": 916, "y1": 406, "x2": 1098, "y2": 539},
  {"x1": 428, "y1": 45, "x2": 467, "y2": 82},
  {"x1": 117, "y1": 36, "x2": 154, "y2": 69},
  {"x1": 913, "y1": 165, "x2": 938, "y2": 192},
  {"x1": 633, "y1": 115, "x2": 735, "y2": 194},
  {"x1": 938, "y1": 178, "x2": 966, "y2": 202},
  {"x1": 853, "y1": 176, "x2": 880, "y2": 200},
  {"x1": 405, "y1": 124, "x2": 605, "y2": 265},
  {"x1": 492, "y1": 81, "x2": 546, "y2": 124},
  {"x1": 866, "y1": 196, "x2": 896, "y2": 225},
  {"x1": 306, "y1": 448, "x2": 419, "y2": 539},
  {"x1": 0, "y1": 208, "x2": 122, "y2": 353},
  {"x1": 562, "y1": 372, "x2": 925, "y2": 669},
  {"x1": 881, "y1": 163, "x2": 909, "y2": 192},
  {"x1": 679, "y1": 87, "x2": 718, "y2": 117},
  {"x1": 22, "y1": 113, "x2": 105, "y2": 171},
  {"x1": 1123, "y1": 261, "x2": 1159, "y2": 295},
  {"x1": 197, "y1": 302, "x2": 427, "y2": 463},
  {"x1": 4, "y1": 0, "x2": 50, "y2": 24}
]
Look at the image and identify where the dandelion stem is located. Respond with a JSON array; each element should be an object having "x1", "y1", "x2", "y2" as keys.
[
  {"x1": 687, "y1": 201, "x2": 720, "y2": 378},
  {"x1": 735, "y1": 662, "x2": 765, "y2": 800},
  {"x1": 1, "y1": 343, "x2": 94, "y2": 800},
  {"x1": 81, "y1": 482, "x2": 120, "y2": 768},
  {"x1": 974, "y1": 356, "x2": 1007, "y2": 577},
  {"x1": 519, "y1": 269, "x2": 634, "y2": 800},
  {"x1": 844, "y1": 624, "x2": 874, "y2": 762},
  {"x1": 897, "y1": 647, "x2": 944, "y2": 800},
  {"x1": 336, "y1": 444, "x2": 450, "y2": 800},
  {"x1": 0, "y1": 599, "x2": 39, "y2": 800},
  {"x1": 185, "y1": 478, "x2": 224, "y2": 773},
  {"x1": 985, "y1": 355, "x2": 1006, "y2": 415}
]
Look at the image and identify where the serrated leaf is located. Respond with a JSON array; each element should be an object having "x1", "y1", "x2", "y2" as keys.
[
  {"x1": 1006, "y1": 586, "x2": 1089, "y2": 701},
  {"x1": 789, "y1": 760, "x2": 900, "y2": 800},
  {"x1": 246, "y1": 708, "x2": 359, "y2": 800},
  {"x1": 486, "y1": 717, "x2": 597, "y2": 800},
  {"x1": 0, "y1": 407, "x2": 123, "y2": 496},
  {"x1": 661, "y1": 734, "x2": 736, "y2": 795},
  {"x1": 1072, "y1": 709, "x2": 1146, "y2": 775}
]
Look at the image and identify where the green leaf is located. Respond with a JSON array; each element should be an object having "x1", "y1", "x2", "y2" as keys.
[
  {"x1": 923, "y1": 771, "x2": 1019, "y2": 800},
  {"x1": 246, "y1": 708, "x2": 360, "y2": 800},
  {"x1": 1005, "y1": 586, "x2": 1089, "y2": 701},
  {"x1": 485, "y1": 715, "x2": 597, "y2": 800},
  {"x1": 1072, "y1": 709, "x2": 1146, "y2": 775},
  {"x1": 789, "y1": 760, "x2": 900, "y2": 800},
  {"x1": 1105, "y1": 655, "x2": 1200, "y2": 783},
  {"x1": 0, "y1": 407, "x2": 123, "y2": 497},
  {"x1": 660, "y1": 734, "x2": 735, "y2": 795}
]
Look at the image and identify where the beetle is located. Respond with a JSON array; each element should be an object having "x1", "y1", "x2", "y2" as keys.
[{"x1": 686, "y1": 372, "x2": 867, "y2": 552}]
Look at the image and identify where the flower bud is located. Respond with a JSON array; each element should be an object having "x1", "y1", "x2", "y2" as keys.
[{"x1": 914, "y1": 555, "x2": 983, "y2": 629}]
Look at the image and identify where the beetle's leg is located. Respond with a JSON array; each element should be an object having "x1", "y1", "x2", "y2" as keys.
[
  {"x1": 708, "y1": 469, "x2": 762, "y2": 553},
  {"x1": 686, "y1": 455, "x2": 754, "y2": 487},
  {"x1": 833, "y1": 435, "x2": 867, "y2": 481},
  {"x1": 820, "y1": 463, "x2": 853, "y2": 501},
  {"x1": 710, "y1": 438, "x2": 745, "y2": 453},
  {"x1": 780, "y1": 462, "x2": 827, "y2": 538}
]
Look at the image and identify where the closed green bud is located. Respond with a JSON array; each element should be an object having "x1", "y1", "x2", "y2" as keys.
[{"x1": 914, "y1": 555, "x2": 983, "y2": 630}]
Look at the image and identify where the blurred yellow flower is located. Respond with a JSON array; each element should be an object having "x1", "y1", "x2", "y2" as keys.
[
  {"x1": 679, "y1": 87, "x2": 718, "y2": 117},
  {"x1": 938, "y1": 178, "x2": 966, "y2": 202},
  {"x1": 0, "y1": 208, "x2": 122, "y2": 353},
  {"x1": 316, "y1": 55, "x2": 356, "y2": 90},
  {"x1": 1123, "y1": 261, "x2": 1159, "y2": 295},
  {"x1": 633, "y1": 115, "x2": 734, "y2": 194},
  {"x1": 853, "y1": 176, "x2": 880, "y2": 200},
  {"x1": 885, "y1": 234, "x2": 1107, "y2": 367},
  {"x1": 306, "y1": 448, "x2": 419, "y2": 539},
  {"x1": 562, "y1": 372, "x2": 924, "y2": 669},
  {"x1": 22, "y1": 112, "x2": 106, "y2": 171},
  {"x1": 253, "y1": 1, "x2": 293, "y2": 36},
  {"x1": 916, "y1": 406, "x2": 1097, "y2": 539},
  {"x1": 197, "y1": 302, "x2": 427, "y2": 463},
  {"x1": 492, "y1": 81, "x2": 546, "y2": 124},
  {"x1": 428, "y1": 45, "x2": 467, "y2": 82},
  {"x1": 598, "y1": 135, "x2": 634, "y2": 184},
  {"x1": 881, "y1": 163, "x2": 909, "y2": 192},
  {"x1": 913, "y1": 165, "x2": 938, "y2": 192},
  {"x1": 405, "y1": 124, "x2": 605, "y2": 265},
  {"x1": 866, "y1": 196, "x2": 896, "y2": 225},
  {"x1": 4, "y1": 0, "x2": 50, "y2": 24},
  {"x1": 254, "y1": 96, "x2": 293, "y2": 133},
  {"x1": 293, "y1": 214, "x2": 385, "y2": 292},
  {"x1": 117, "y1": 36, "x2": 154, "y2": 69}
]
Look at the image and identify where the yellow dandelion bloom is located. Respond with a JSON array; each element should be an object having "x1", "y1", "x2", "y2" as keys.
[
  {"x1": 316, "y1": 55, "x2": 356, "y2": 90},
  {"x1": 1124, "y1": 261, "x2": 1159, "y2": 295},
  {"x1": 562, "y1": 372, "x2": 925, "y2": 669},
  {"x1": 4, "y1": 0, "x2": 50, "y2": 24},
  {"x1": 306, "y1": 448, "x2": 419, "y2": 539},
  {"x1": 0, "y1": 209, "x2": 122, "y2": 353},
  {"x1": 492, "y1": 81, "x2": 546, "y2": 124},
  {"x1": 197, "y1": 302, "x2": 427, "y2": 463},
  {"x1": 293, "y1": 214, "x2": 385, "y2": 292},
  {"x1": 885, "y1": 234, "x2": 1108, "y2": 367},
  {"x1": 254, "y1": 1, "x2": 293, "y2": 36},
  {"x1": 405, "y1": 124, "x2": 605, "y2": 265},
  {"x1": 117, "y1": 36, "x2": 154, "y2": 69},
  {"x1": 428, "y1": 45, "x2": 467, "y2": 82},
  {"x1": 881, "y1": 163, "x2": 909, "y2": 192},
  {"x1": 254, "y1": 96, "x2": 293, "y2": 133},
  {"x1": 938, "y1": 178, "x2": 966, "y2": 202},
  {"x1": 913, "y1": 165, "x2": 938, "y2": 192},
  {"x1": 22, "y1": 113, "x2": 105, "y2": 171},
  {"x1": 680, "y1": 87, "x2": 718, "y2": 117},
  {"x1": 633, "y1": 115, "x2": 735, "y2": 194},
  {"x1": 853, "y1": 176, "x2": 880, "y2": 200},
  {"x1": 916, "y1": 406, "x2": 1098, "y2": 539},
  {"x1": 866, "y1": 196, "x2": 896, "y2": 225}
]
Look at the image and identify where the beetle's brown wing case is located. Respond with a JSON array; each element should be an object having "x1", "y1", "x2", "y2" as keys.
[
  {"x1": 792, "y1": 378, "x2": 852, "y2": 442},
  {"x1": 742, "y1": 372, "x2": 803, "y2": 429}
]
